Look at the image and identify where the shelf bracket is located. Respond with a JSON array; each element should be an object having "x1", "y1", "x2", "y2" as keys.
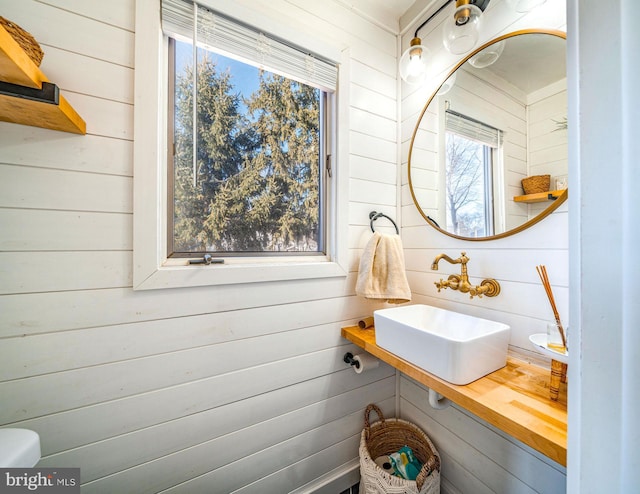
[{"x1": 0, "y1": 80, "x2": 59, "y2": 105}]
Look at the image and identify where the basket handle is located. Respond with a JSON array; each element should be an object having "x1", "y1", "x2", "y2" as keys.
[
  {"x1": 415, "y1": 454, "x2": 441, "y2": 490},
  {"x1": 364, "y1": 403, "x2": 385, "y2": 429}
]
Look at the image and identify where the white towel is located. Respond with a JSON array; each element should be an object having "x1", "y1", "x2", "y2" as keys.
[{"x1": 356, "y1": 232, "x2": 411, "y2": 304}]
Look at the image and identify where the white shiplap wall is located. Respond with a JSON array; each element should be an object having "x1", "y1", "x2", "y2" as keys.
[
  {"x1": 400, "y1": 1, "x2": 568, "y2": 492},
  {"x1": 0, "y1": 0, "x2": 399, "y2": 492},
  {"x1": 527, "y1": 83, "x2": 568, "y2": 220}
]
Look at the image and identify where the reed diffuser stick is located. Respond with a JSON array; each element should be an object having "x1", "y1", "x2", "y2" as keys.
[{"x1": 536, "y1": 265, "x2": 567, "y2": 349}]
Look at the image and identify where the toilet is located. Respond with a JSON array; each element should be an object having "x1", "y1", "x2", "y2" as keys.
[{"x1": 0, "y1": 428, "x2": 41, "y2": 467}]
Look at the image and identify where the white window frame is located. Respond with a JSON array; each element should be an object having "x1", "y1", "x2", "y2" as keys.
[{"x1": 133, "y1": 0, "x2": 349, "y2": 290}]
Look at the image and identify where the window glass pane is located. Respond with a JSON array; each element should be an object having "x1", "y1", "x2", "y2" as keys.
[
  {"x1": 445, "y1": 132, "x2": 494, "y2": 237},
  {"x1": 170, "y1": 39, "x2": 324, "y2": 255}
]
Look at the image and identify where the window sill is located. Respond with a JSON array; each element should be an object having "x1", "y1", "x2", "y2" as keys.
[{"x1": 134, "y1": 258, "x2": 347, "y2": 291}]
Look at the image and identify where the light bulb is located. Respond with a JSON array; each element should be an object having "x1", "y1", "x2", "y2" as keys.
[
  {"x1": 399, "y1": 37, "x2": 429, "y2": 85},
  {"x1": 443, "y1": 3, "x2": 482, "y2": 55}
]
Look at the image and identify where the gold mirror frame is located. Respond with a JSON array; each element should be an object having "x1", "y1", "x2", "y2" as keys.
[{"x1": 408, "y1": 29, "x2": 567, "y2": 241}]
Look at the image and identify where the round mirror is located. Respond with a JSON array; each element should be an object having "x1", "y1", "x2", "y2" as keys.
[{"x1": 408, "y1": 30, "x2": 567, "y2": 240}]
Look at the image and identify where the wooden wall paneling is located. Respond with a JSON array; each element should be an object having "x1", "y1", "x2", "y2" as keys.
[
  {"x1": 350, "y1": 60, "x2": 396, "y2": 99},
  {"x1": 350, "y1": 130, "x2": 397, "y2": 163},
  {"x1": 0, "y1": 210, "x2": 132, "y2": 252},
  {"x1": 402, "y1": 84, "x2": 436, "y2": 119},
  {"x1": 350, "y1": 84, "x2": 396, "y2": 120},
  {"x1": 0, "y1": 165, "x2": 132, "y2": 213},
  {"x1": 349, "y1": 155, "x2": 396, "y2": 185},
  {"x1": 0, "y1": 322, "x2": 366, "y2": 423},
  {"x1": 39, "y1": 376, "x2": 395, "y2": 484},
  {"x1": 405, "y1": 272, "x2": 567, "y2": 321},
  {"x1": 231, "y1": 436, "x2": 362, "y2": 494},
  {"x1": 407, "y1": 246, "x2": 569, "y2": 285},
  {"x1": 2, "y1": 0, "x2": 134, "y2": 67},
  {"x1": 0, "y1": 251, "x2": 132, "y2": 294},
  {"x1": 401, "y1": 377, "x2": 566, "y2": 493},
  {"x1": 36, "y1": 0, "x2": 136, "y2": 32},
  {"x1": 349, "y1": 178, "x2": 396, "y2": 206},
  {"x1": 0, "y1": 125, "x2": 133, "y2": 176},
  {"x1": 349, "y1": 41, "x2": 397, "y2": 79},
  {"x1": 167, "y1": 394, "x2": 391, "y2": 494},
  {"x1": 402, "y1": 247, "x2": 568, "y2": 285},
  {"x1": 81, "y1": 398, "x2": 393, "y2": 493},
  {"x1": 350, "y1": 107, "x2": 396, "y2": 142},
  {"x1": 529, "y1": 84, "x2": 568, "y2": 179},
  {"x1": 439, "y1": 451, "x2": 495, "y2": 494},
  {"x1": 0, "y1": 298, "x2": 379, "y2": 380},
  {"x1": 63, "y1": 93, "x2": 133, "y2": 139},
  {"x1": 453, "y1": 69, "x2": 527, "y2": 122},
  {"x1": 283, "y1": 0, "x2": 397, "y2": 58},
  {"x1": 11, "y1": 346, "x2": 382, "y2": 455},
  {"x1": 39, "y1": 47, "x2": 134, "y2": 104},
  {"x1": 0, "y1": 275, "x2": 363, "y2": 338},
  {"x1": 167, "y1": 435, "x2": 363, "y2": 494},
  {"x1": 401, "y1": 400, "x2": 539, "y2": 493}
]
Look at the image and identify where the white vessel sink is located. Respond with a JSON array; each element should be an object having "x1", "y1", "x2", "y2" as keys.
[
  {"x1": 374, "y1": 305, "x2": 510, "y2": 385},
  {"x1": 0, "y1": 429, "x2": 41, "y2": 467}
]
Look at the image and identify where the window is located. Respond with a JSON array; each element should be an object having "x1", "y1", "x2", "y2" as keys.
[
  {"x1": 444, "y1": 110, "x2": 502, "y2": 237},
  {"x1": 164, "y1": 1, "x2": 336, "y2": 259},
  {"x1": 132, "y1": 0, "x2": 348, "y2": 290}
]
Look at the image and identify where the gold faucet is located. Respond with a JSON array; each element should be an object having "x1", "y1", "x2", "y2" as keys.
[{"x1": 431, "y1": 252, "x2": 500, "y2": 299}]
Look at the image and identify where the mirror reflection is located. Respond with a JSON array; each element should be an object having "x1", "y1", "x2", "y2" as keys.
[{"x1": 408, "y1": 30, "x2": 567, "y2": 240}]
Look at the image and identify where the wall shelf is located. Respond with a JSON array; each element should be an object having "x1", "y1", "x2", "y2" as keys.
[
  {"x1": 0, "y1": 24, "x2": 85, "y2": 134},
  {"x1": 514, "y1": 189, "x2": 566, "y2": 203},
  {"x1": 342, "y1": 324, "x2": 567, "y2": 466}
]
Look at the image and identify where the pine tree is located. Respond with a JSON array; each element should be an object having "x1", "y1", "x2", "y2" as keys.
[
  {"x1": 204, "y1": 72, "x2": 321, "y2": 252},
  {"x1": 172, "y1": 52, "x2": 254, "y2": 251},
  {"x1": 173, "y1": 54, "x2": 321, "y2": 253}
]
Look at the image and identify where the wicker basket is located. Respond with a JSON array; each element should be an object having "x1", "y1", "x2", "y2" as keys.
[
  {"x1": 359, "y1": 404, "x2": 440, "y2": 494},
  {"x1": 0, "y1": 16, "x2": 44, "y2": 66},
  {"x1": 521, "y1": 174, "x2": 550, "y2": 195}
]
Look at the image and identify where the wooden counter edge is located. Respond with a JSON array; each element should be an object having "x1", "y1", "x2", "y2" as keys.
[{"x1": 341, "y1": 325, "x2": 567, "y2": 466}]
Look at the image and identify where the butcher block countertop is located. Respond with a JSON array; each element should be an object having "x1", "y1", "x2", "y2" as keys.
[{"x1": 341, "y1": 325, "x2": 568, "y2": 466}]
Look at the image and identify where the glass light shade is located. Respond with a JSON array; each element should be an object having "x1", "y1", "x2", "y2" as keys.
[
  {"x1": 436, "y1": 72, "x2": 457, "y2": 96},
  {"x1": 399, "y1": 38, "x2": 429, "y2": 85},
  {"x1": 468, "y1": 39, "x2": 505, "y2": 68},
  {"x1": 511, "y1": 0, "x2": 548, "y2": 12},
  {"x1": 443, "y1": 3, "x2": 482, "y2": 55}
]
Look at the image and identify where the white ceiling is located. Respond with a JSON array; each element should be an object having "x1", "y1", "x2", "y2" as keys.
[
  {"x1": 334, "y1": 0, "x2": 421, "y2": 31},
  {"x1": 364, "y1": 0, "x2": 418, "y2": 19},
  {"x1": 481, "y1": 33, "x2": 566, "y2": 94}
]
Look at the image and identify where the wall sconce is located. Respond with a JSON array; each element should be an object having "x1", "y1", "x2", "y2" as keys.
[
  {"x1": 442, "y1": 0, "x2": 486, "y2": 55},
  {"x1": 399, "y1": 0, "x2": 490, "y2": 84},
  {"x1": 399, "y1": 37, "x2": 430, "y2": 84}
]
